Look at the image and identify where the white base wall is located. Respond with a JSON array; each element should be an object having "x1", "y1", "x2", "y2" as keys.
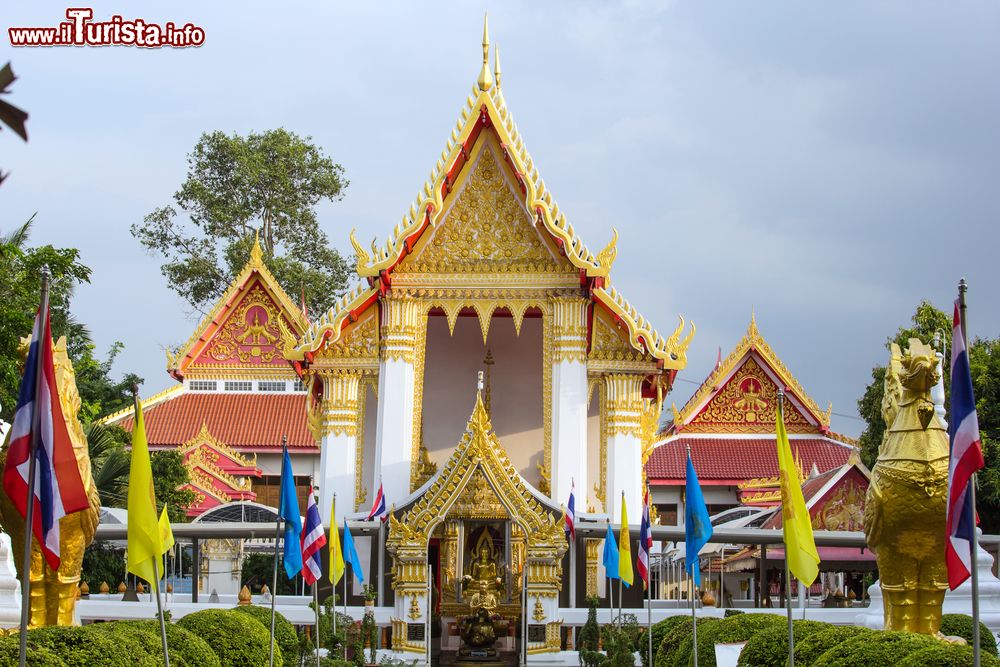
[{"x1": 552, "y1": 359, "x2": 588, "y2": 504}]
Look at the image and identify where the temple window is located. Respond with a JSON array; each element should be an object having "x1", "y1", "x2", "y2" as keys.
[
  {"x1": 223, "y1": 380, "x2": 253, "y2": 392},
  {"x1": 258, "y1": 380, "x2": 287, "y2": 392},
  {"x1": 189, "y1": 380, "x2": 218, "y2": 392},
  {"x1": 292, "y1": 379, "x2": 306, "y2": 392}
]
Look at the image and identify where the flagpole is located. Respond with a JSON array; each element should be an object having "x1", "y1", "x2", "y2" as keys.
[
  {"x1": 17, "y1": 266, "x2": 50, "y2": 667},
  {"x1": 646, "y1": 555, "x2": 653, "y2": 667},
  {"x1": 331, "y1": 493, "x2": 337, "y2": 644},
  {"x1": 342, "y1": 571, "x2": 348, "y2": 661},
  {"x1": 313, "y1": 582, "x2": 320, "y2": 667},
  {"x1": 959, "y1": 278, "x2": 981, "y2": 667},
  {"x1": 690, "y1": 573, "x2": 698, "y2": 667},
  {"x1": 778, "y1": 392, "x2": 795, "y2": 667},
  {"x1": 151, "y1": 557, "x2": 171, "y2": 667},
  {"x1": 269, "y1": 435, "x2": 288, "y2": 667}
]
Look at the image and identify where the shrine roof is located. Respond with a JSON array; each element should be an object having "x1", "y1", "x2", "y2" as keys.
[
  {"x1": 666, "y1": 314, "x2": 836, "y2": 435},
  {"x1": 645, "y1": 436, "x2": 854, "y2": 483},
  {"x1": 166, "y1": 235, "x2": 309, "y2": 380},
  {"x1": 289, "y1": 19, "x2": 693, "y2": 372},
  {"x1": 760, "y1": 458, "x2": 870, "y2": 529},
  {"x1": 108, "y1": 391, "x2": 313, "y2": 451}
]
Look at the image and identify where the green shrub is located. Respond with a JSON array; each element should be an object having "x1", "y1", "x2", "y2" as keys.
[
  {"x1": 654, "y1": 617, "x2": 718, "y2": 667},
  {"x1": 604, "y1": 616, "x2": 641, "y2": 667},
  {"x1": 689, "y1": 612, "x2": 784, "y2": 666},
  {"x1": 0, "y1": 636, "x2": 66, "y2": 667},
  {"x1": 722, "y1": 609, "x2": 744, "y2": 618},
  {"x1": 899, "y1": 642, "x2": 1000, "y2": 667},
  {"x1": 940, "y1": 614, "x2": 999, "y2": 656},
  {"x1": 233, "y1": 604, "x2": 299, "y2": 666},
  {"x1": 646, "y1": 616, "x2": 689, "y2": 667},
  {"x1": 27, "y1": 625, "x2": 143, "y2": 667},
  {"x1": 736, "y1": 620, "x2": 832, "y2": 667},
  {"x1": 793, "y1": 625, "x2": 874, "y2": 666},
  {"x1": 110, "y1": 620, "x2": 222, "y2": 667},
  {"x1": 811, "y1": 630, "x2": 937, "y2": 667},
  {"x1": 178, "y1": 608, "x2": 279, "y2": 667}
]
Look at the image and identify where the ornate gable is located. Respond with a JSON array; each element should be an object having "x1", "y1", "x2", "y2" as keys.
[
  {"x1": 178, "y1": 423, "x2": 260, "y2": 516},
  {"x1": 167, "y1": 237, "x2": 309, "y2": 380},
  {"x1": 672, "y1": 315, "x2": 831, "y2": 433}
]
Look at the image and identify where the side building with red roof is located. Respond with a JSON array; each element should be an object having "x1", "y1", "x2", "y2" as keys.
[{"x1": 646, "y1": 314, "x2": 860, "y2": 525}]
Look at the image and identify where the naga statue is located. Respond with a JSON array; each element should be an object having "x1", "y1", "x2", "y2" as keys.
[
  {"x1": 864, "y1": 339, "x2": 949, "y2": 634},
  {"x1": 0, "y1": 337, "x2": 100, "y2": 626}
]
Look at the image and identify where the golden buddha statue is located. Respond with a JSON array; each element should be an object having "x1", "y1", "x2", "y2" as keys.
[{"x1": 463, "y1": 537, "x2": 502, "y2": 612}]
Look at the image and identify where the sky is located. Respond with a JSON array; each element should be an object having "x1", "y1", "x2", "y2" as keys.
[{"x1": 4, "y1": 2, "x2": 1000, "y2": 437}]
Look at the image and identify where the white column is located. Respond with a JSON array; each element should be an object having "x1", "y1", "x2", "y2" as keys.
[
  {"x1": 550, "y1": 297, "x2": 589, "y2": 504},
  {"x1": 604, "y1": 373, "x2": 645, "y2": 523},
  {"x1": 374, "y1": 295, "x2": 420, "y2": 505},
  {"x1": 314, "y1": 370, "x2": 362, "y2": 525}
]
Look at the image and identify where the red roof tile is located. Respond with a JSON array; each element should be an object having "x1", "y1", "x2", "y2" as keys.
[
  {"x1": 117, "y1": 393, "x2": 314, "y2": 450},
  {"x1": 646, "y1": 437, "x2": 852, "y2": 483}
]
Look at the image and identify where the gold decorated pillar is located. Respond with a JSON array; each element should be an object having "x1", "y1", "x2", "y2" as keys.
[
  {"x1": 309, "y1": 369, "x2": 362, "y2": 525},
  {"x1": 550, "y1": 296, "x2": 590, "y2": 504},
  {"x1": 603, "y1": 373, "x2": 645, "y2": 522},
  {"x1": 375, "y1": 293, "x2": 422, "y2": 504}
]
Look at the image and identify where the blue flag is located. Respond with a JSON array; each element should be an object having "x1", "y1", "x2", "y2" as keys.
[
  {"x1": 278, "y1": 448, "x2": 303, "y2": 579},
  {"x1": 602, "y1": 520, "x2": 619, "y2": 580},
  {"x1": 684, "y1": 452, "x2": 713, "y2": 587},
  {"x1": 343, "y1": 519, "x2": 365, "y2": 584}
]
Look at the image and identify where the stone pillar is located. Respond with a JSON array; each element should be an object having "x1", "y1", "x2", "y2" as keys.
[
  {"x1": 315, "y1": 370, "x2": 362, "y2": 525},
  {"x1": 604, "y1": 373, "x2": 645, "y2": 523},
  {"x1": 550, "y1": 297, "x2": 589, "y2": 505},
  {"x1": 389, "y1": 543, "x2": 430, "y2": 657},
  {"x1": 375, "y1": 295, "x2": 420, "y2": 504},
  {"x1": 525, "y1": 545, "x2": 565, "y2": 657}
]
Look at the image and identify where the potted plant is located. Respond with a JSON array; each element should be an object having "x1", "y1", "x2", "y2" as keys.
[
  {"x1": 362, "y1": 584, "x2": 377, "y2": 610},
  {"x1": 361, "y1": 607, "x2": 379, "y2": 666}
]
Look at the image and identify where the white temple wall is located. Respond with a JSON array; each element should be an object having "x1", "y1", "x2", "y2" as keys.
[
  {"x1": 422, "y1": 313, "x2": 543, "y2": 482},
  {"x1": 586, "y1": 392, "x2": 601, "y2": 512},
  {"x1": 359, "y1": 381, "x2": 378, "y2": 512}
]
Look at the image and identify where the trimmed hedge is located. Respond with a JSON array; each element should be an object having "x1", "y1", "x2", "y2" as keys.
[
  {"x1": 687, "y1": 612, "x2": 785, "y2": 666},
  {"x1": 0, "y1": 637, "x2": 66, "y2": 667},
  {"x1": 736, "y1": 620, "x2": 832, "y2": 667},
  {"x1": 26, "y1": 625, "x2": 143, "y2": 667},
  {"x1": 654, "y1": 617, "x2": 718, "y2": 667},
  {"x1": 940, "y1": 614, "x2": 999, "y2": 656},
  {"x1": 899, "y1": 642, "x2": 1000, "y2": 667},
  {"x1": 109, "y1": 620, "x2": 222, "y2": 667},
  {"x1": 233, "y1": 604, "x2": 299, "y2": 666},
  {"x1": 793, "y1": 625, "x2": 874, "y2": 666},
  {"x1": 648, "y1": 616, "x2": 691, "y2": 667},
  {"x1": 811, "y1": 630, "x2": 937, "y2": 667},
  {"x1": 178, "y1": 608, "x2": 280, "y2": 667}
]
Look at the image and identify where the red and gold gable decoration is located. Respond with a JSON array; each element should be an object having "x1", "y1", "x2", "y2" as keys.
[
  {"x1": 809, "y1": 466, "x2": 868, "y2": 532},
  {"x1": 193, "y1": 279, "x2": 294, "y2": 369},
  {"x1": 179, "y1": 423, "x2": 261, "y2": 517},
  {"x1": 167, "y1": 239, "x2": 308, "y2": 380},
  {"x1": 686, "y1": 356, "x2": 813, "y2": 434}
]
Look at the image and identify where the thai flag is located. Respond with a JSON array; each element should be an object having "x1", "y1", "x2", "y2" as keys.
[
  {"x1": 946, "y1": 300, "x2": 986, "y2": 590},
  {"x1": 1, "y1": 307, "x2": 89, "y2": 570},
  {"x1": 637, "y1": 487, "x2": 653, "y2": 588},
  {"x1": 564, "y1": 479, "x2": 576, "y2": 541},
  {"x1": 300, "y1": 491, "x2": 327, "y2": 586},
  {"x1": 367, "y1": 481, "x2": 387, "y2": 522}
]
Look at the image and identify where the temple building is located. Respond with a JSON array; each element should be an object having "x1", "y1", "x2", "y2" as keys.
[{"x1": 646, "y1": 315, "x2": 860, "y2": 524}]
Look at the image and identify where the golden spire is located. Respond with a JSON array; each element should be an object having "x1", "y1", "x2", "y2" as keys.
[
  {"x1": 477, "y1": 13, "x2": 494, "y2": 92},
  {"x1": 250, "y1": 229, "x2": 264, "y2": 267},
  {"x1": 493, "y1": 43, "x2": 502, "y2": 90}
]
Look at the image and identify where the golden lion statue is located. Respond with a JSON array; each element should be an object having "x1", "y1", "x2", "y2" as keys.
[
  {"x1": 0, "y1": 337, "x2": 100, "y2": 626},
  {"x1": 864, "y1": 338, "x2": 949, "y2": 634}
]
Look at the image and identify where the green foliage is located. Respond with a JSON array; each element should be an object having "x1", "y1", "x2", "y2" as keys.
[
  {"x1": 112, "y1": 620, "x2": 221, "y2": 667},
  {"x1": 178, "y1": 608, "x2": 280, "y2": 667},
  {"x1": 605, "y1": 615, "x2": 641, "y2": 667},
  {"x1": 939, "y1": 613, "x2": 999, "y2": 656},
  {"x1": 361, "y1": 610, "x2": 379, "y2": 663},
  {"x1": 241, "y1": 553, "x2": 299, "y2": 595},
  {"x1": 0, "y1": 217, "x2": 92, "y2": 423},
  {"x1": 811, "y1": 630, "x2": 936, "y2": 667},
  {"x1": 151, "y1": 449, "x2": 197, "y2": 522},
  {"x1": 722, "y1": 609, "x2": 744, "y2": 617},
  {"x1": 579, "y1": 595, "x2": 601, "y2": 655},
  {"x1": 313, "y1": 596, "x2": 362, "y2": 666},
  {"x1": 736, "y1": 619, "x2": 832, "y2": 667},
  {"x1": 653, "y1": 617, "x2": 718, "y2": 667},
  {"x1": 80, "y1": 540, "x2": 125, "y2": 590},
  {"x1": 233, "y1": 604, "x2": 299, "y2": 666},
  {"x1": 793, "y1": 625, "x2": 874, "y2": 666},
  {"x1": 898, "y1": 642, "x2": 1000, "y2": 667},
  {"x1": 86, "y1": 421, "x2": 131, "y2": 507},
  {"x1": 26, "y1": 625, "x2": 141, "y2": 667},
  {"x1": 689, "y1": 612, "x2": 784, "y2": 666},
  {"x1": 0, "y1": 635, "x2": 66, "y2": 666},
  {"x1": 132, "y1": 128, "x2": 350, "y2": 315},
  {"x1": 646, "y1": 616, "x2": 690, "y2": 667}
]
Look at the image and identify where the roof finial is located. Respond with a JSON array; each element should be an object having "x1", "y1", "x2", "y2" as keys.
[
  {"x1": 494, "y1": 43, "x2": 502, "y2": 90},
  {"x1": 250, "y1": 229, "x2": 263, "y2": 267},
  {"x1": 477, "y1": 13, "x2": 494, "y2": 92},
  {"x1": 748, "y1": 307, "x2": 758, "y2": 336}
]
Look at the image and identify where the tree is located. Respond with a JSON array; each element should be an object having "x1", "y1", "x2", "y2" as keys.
[
  {"x1": 856, "y1": 301, "x2": 951, "y2": 467},
  {"x1": 132, "y1": 129, "x2": 351, "y2": 315},
  {"x1": 87, "y1": 422, "x2": 132, "y2": 508},
  {"x1": 151, "y1": 449, "x2": 197, "y2": 522}
]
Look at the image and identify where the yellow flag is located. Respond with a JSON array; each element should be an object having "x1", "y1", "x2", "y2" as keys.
[
  {"x1": 777, "y1": 403, "x2": 820, "y2": 585},
  {"x1": 159, "y1": 506, "x2": 174, "y2": 554},
  {"x1": 618, "y1": 494, "x2": 634, "y2": 586},
  {"x1": 330, "y1": 495, "x2": 345, "y2": 585},
  {"x1": 127, "y1": 399, "x2": 165, "y2": 586}
]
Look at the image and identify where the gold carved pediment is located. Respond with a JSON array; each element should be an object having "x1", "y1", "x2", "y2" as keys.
[{"x1": 313, "y1": 309, "x2": 379, "y2": 362}]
